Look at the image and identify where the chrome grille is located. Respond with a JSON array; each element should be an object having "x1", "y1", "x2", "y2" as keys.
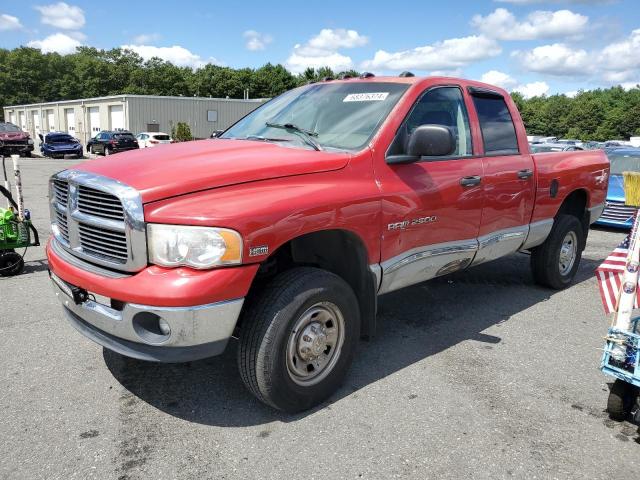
[
  {"x1": 77, "y1": 186, "x2": 124, "y2": 221},
  {"x1": 49, "y1": 170, "x2": 147, "y2": 272},
  {"x1": 601, "y1": 200, "x2": 635, "y2": 223},
  {"x1": 78, "y1": 224, "x2": 128, "y2": 262},
  {"x1": 53, "y1": 179, "x2": 68, "y2": 205},
  {"x1": 54, "y1": 209, "x2": 69, "y2": 242}
]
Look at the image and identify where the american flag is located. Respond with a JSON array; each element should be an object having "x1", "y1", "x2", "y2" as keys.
[{"x1": 596, "y1": 233, "x2": 639, "y2": 314}]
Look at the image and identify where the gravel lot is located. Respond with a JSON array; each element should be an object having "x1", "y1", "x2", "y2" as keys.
[{"x1": 1, "y1": 157, "x2": 638, "y2": 480}]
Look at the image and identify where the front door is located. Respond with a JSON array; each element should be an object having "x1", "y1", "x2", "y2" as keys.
[{"x1": 376, "y1": 86, "x2": 484, "y2": 293}]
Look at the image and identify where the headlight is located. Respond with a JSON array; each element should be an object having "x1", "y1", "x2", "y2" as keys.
[
  {"x1": 147, "y1": 224, "x2": 242, "y2": 269},
  {"x1": 27, "y1": 138, "x2": 34, "y2": 145}
]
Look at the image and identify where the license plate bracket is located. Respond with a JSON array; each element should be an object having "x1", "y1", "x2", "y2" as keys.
[{"x1": 49, "y1": 271, "x2": 89, "y2": 305}]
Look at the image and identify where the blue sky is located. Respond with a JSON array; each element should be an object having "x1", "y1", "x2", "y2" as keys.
[{"x1": 0, "y1": 0, "x2": 638, "y2": 97}]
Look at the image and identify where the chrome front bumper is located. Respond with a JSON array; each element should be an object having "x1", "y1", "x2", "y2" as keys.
[{"x1": 51, "y1": 274, "x2": 244, "y2": 362}]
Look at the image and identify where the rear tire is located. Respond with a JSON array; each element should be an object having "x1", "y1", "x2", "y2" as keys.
[
  {"x1": 531, "y1": 214, "x2": 584, "y2": 289},
  {"x1": 237, "y1": 267, "x2": 360, "y2": 412}
]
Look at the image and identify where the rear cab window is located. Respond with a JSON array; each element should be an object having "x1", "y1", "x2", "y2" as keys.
[{"x1": 470, "y1": 90, "x2": 519, "y2": 155}]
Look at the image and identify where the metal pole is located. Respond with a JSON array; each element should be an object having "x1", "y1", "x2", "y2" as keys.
[{"x1": 11, "y1": 155, "x2": 24, "y2": 220}]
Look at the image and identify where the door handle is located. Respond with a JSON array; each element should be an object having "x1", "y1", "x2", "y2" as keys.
[
  {"x1": 460, "y1": 175, "x2": 481, "y2": 187},
  {"x1": 517, "y1": 169, "x2": 534, "y2": 180}
]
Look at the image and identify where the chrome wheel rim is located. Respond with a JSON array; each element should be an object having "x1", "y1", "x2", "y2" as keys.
[
  {"x1": 559, "y1": 231, "x2": 578, "y2": 276},
  {"x1": 286, "y1": 302, "x2": 345, "y2": 386}
]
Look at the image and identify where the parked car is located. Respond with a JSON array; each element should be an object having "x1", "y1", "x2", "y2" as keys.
[
  {"x1": 528, "y1": 135, "x2": 558, "y2": 145},
  {"x1": 136, "y1": 132, "x2": 173, "y2": 148},
  {"x1": 39, "y1": 132, "x2": 83, "y2": 159},
  {"x1": 0, "y1": 122, "x2": 34, "y2": 157},
  {"x1": 47, "y1": 75, "x2": 609, "y2": 412},
  {"x1": 530, "y1": 143, "x2": 584, "y2": 153},
  {"x1": 87, "y1": 131, "x2": 139, "y2": 156},
  {"x1": 595, "y1": 149, "x2": 640, "y2": 229}
]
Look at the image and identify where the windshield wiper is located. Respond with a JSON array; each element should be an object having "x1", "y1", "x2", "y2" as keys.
[
  {"x1": 243, "y1": 135, "x2": 291, "y2": 143},
  {"x1": 265, "y1": 122, "x2": 322, "y2": 151}
]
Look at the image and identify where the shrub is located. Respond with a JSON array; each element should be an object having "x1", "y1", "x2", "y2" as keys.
[{"x1": 172, "y1": 122, "x2": 193, "y2": 142}]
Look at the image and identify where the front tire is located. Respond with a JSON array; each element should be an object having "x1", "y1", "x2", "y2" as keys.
[
  {"x1": 607, "y1": 379, "x2": 636, "y2": 421},
  {"x1": 104, "y1": 146, "x2": 111, "y2": 156},
  {"x1": 238, "y1": 267, "x2": 360, "y2": 412},
  {"x1": 531, "y1": 214, "x2": 584, "y2": 289}
]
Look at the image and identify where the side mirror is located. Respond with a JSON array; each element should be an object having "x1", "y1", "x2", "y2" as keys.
[
  {"x1": 387, "y1": 125, "x2": 455, "y2": 164},
  {"x1": 407, "y1": 125, "x2": 455, "y2": 157},
  {"x1": 38, "y1": 133, "x2": 44, "y2": 142},
  {"x1": 210, "y1": 129, "x2": 224, "y2": 138}
]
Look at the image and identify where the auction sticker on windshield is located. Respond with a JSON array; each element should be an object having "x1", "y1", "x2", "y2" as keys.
[{"x1": 343, "y1": 92, "x2": 389, "y2": 102}]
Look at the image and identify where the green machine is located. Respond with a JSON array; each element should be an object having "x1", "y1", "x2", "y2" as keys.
[{"x1": 1, "y1": 150, "x2": 39, "y2": 276}]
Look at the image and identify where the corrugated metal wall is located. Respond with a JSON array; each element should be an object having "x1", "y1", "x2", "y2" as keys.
[
  {"x1": 127, "y1": 97, "x2": 264, "y2": 139},
  {"x1": 3, "y1": 95, "x2": 266, "y2": 149}
]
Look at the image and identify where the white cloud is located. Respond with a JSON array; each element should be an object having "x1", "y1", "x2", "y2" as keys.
[
  {"x1": 121, "y1": 44, "x2": 220, "y2": 68},
  {"x1": 243, "y1": 30, "x2": 273, "y2": 51},
  {"x1": 513, "y1": 81, "x2": 550, "y2": 98},
  {"x1": 516, "y1": 43, "x2": 590, "y2": 75},
  {"x1": 480, "y1": 70, "x2": 517, "y2": 89},
  {"x1": 472, "y1": 8, "x2": 588, "y2": 41},
  {"x1": 517, "y1": 29, "x2": 640, "y2": 85},
  {"x1": 597, "y1": 29, "x2": 640, "y2": 82},
  {"x1": 132, "y1": 33, "x2": 161, "y2": 45},
  {"x1": 307, "y1": 28, "x2": 368, "y2": 50},
  {"x1": 286, "y1": 28, "x2": 368, "y2": 73},
  {"x1": 35, "y1": 2, "x2": 85, "y2": 30},
  {"x1": 0, "y1": 13, "x2": 23, "y2": 31},
  {"x1": 478, "y1": 70, "x2": 548, "y2": 98},
  {"x1": 361, "y1": 35, "x2": 501, "y2": 71},
  {"x1": 565, "y1": 90, "x2": 579, "y2": 98},
  {"x1": 620, "y1": 82, "x2": 640, "y2": 91},
  {"x1": 27, "y1": 32, "x2": 81, "y2": 54}
]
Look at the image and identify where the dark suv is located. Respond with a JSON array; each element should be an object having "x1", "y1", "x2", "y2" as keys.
[
  {"x1": 0, "y1": 123, "x2": 34, "y2": 157},
  {"x1": 87, "y1": 131, "x2": 139, "y2": 156}
]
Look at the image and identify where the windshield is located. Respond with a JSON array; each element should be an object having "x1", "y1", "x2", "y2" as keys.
[
  {"x1": 609, "y1": 151, "x2": 640, "y2": 175},
  {"x1": 114, "y1": 133, "x2": 134, "y2": 140},
  {"x1": 532, "y1": 145, "x2": 563, "y2": 153},
  {"x1": 47, "y1": 135, "x2": 74, "y2": 143},
  {"x1": 0, "y1": 123, "x2": 21, "y2": 132},
  {"x1": 221, "y1": 82, "x2": 409, "y2": 151}
]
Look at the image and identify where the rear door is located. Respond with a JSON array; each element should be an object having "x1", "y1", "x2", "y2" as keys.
[
  {"x1": 377, "y1": 85, "x2": 484, "y2": 293},
  {"x1": 468, "y1": 88, "x2": 535, "y2": 265}
]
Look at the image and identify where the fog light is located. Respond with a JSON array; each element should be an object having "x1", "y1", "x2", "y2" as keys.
[
  {"x1": 132, "y1": 312, "x2": 171, "y2": 344},
  {"x1": 158, "y1": 318, "x2": 171, "y2": 336}
]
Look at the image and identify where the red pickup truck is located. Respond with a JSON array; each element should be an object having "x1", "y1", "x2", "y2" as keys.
[{"x1": 47, "y1": 75, "x2": 609, "y2": 412}]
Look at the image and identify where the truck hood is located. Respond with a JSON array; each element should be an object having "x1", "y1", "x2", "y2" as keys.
[
  {"x1": 76, "y1": 139, "x2": 350, "y2": 203},
  {"x1": 0, "y1": 131, "x2": 28, "y2": 141}
]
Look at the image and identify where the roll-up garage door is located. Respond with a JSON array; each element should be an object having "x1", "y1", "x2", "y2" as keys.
[{"x1": 109, "y1": 105, "x2": 124, "y2": 130}]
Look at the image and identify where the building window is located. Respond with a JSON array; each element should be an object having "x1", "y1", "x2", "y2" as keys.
[
  {"x1": 207, "y1": 110, "x2": 218, "y2": 122},
  {"x1": 146, "y1": 123, "x2": 160, "y2": 132}
]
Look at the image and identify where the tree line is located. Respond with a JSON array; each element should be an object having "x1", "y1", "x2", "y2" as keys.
[{"x1": 1, "y1": 46, "x2": 638, "y2": 141}]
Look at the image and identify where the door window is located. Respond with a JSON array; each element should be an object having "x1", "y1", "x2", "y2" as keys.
[
  {"x1": 388, "y1": 87, "x2": 472, "y2": 158},
  {"x1": 471, "y1": 94, "x2": 519, "y2": 155}
]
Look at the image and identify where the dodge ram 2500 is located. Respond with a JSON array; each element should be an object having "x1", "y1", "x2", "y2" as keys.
[{"x1": 47, "y1": 75, "x2": 609, "y2": 412}]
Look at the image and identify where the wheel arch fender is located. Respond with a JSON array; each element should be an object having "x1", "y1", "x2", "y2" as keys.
[{"x1": 256, "y1": 228, "x2": 378, "y2": 339}]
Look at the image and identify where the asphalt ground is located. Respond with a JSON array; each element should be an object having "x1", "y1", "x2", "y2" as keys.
[{"x1": 1, "y1": 157, "x2": 638, "y2": 480}]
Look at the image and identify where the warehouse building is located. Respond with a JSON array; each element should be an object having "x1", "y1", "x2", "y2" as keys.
[{"x1": 2, "y1": 95, "x2": 265, "y2": 148}]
